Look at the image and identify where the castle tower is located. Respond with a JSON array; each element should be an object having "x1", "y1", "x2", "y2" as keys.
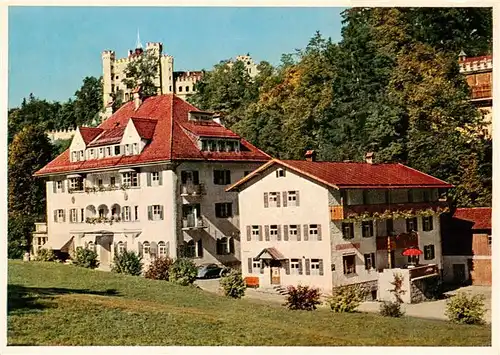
[{"x1": 102, "y1": 50, "x2": 116, "y2": 108}]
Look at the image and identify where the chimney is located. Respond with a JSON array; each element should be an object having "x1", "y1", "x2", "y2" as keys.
[
  {"x1": 365, "y1": 152, "x2": 374, "y2": 164},
  {"x1": 305, "y1": 150, "x2": 316, "y2": 162},
  {"x1": 103, "y1": 100, "x2": 114, "y2": 121},
  {"x1": 132, "y1": 87, "x2": 142, "y2": 110}
]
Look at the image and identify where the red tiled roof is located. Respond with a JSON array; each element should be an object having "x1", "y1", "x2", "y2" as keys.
[
  {"x1": 453, "y1": 207, "x2": 491, "y2": 230},
  {"x1": 228, "y1": 159, "x2": 453, "y2": 191},
  {"x1": 459, "y1": 55, "x2": 492, "y2": 63},
  {"x1": 87, "y1": 127, "x2": 125, "y2": 147},
  {"x1": 182, "y1": 121, "x2": 240, "y2": 138},
  {"x1": 79, "y1": 127, "x2": 103, "y2": 145},
  {"x1": 35, "y1": 94, "x2": 270, "y2": 176}
]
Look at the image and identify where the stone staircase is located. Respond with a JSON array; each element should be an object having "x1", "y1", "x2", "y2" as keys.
[{"x1": 255, "y1": 285, "x2": 288, "y2": 296}]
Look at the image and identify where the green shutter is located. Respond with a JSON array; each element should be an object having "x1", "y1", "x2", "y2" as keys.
[
  {"x1": 317, "y1": 224, "x2": 322, "y2": 241},
  {"x1": 283, "y1": 225, "x2": 289, "y2": 241},
  {"x1": 303, "y1": 225, "x2": 309, "y2": 241},
  {"x1": 282, "y1": 191, "x2": 287, "y2": 207},
  {"x1": 297, "y1": 225, "x2": 301, "y2": 241},
  {"x1": 319, "y1": 259, "x2": 324, "y2": 275},
  {"x1": 298, "y1": 259, "x2": 303, "y2": 275},
  {"x1": 305, "y1": 259, "x2": 311, "y2": 275},
  {"x1": 160, "y1": 206, "x2": 164, "y2": 220},
  {"x1": 285, "y1": 259, "x2": 290, "y2": 275},
  {"x1": 159, "y1": 171, "x2": 163, "y2": 185},
  {"x1": 61, "y1": 181, "x2": 65, "y2": 193},
  {"x1": 265, "y1": 225, "x2": 270, "y2": 241},
  {"x1": 276, "y1": 192, "x2": 281, "y2": 207},
  {"x1": 246, "y1": 226, "x2": 251, "y2": 241},
  {"x1": 277, "y1": 225, "x2": 281, "y2": 241},
  {"x1": 248, "y1": 258, "x2": 253, "y2": 274},
  {"x1": 148, "y1": 206, "x2": 153, "y2": 220},
  {"x1": 53, "y1": 181, "x2": 56, "y2": 194},
  {"x1": 296, "y1": 191, "x2": 300, "y2": 206},
  {"x1": 264, "y1": 193, "x2": 269, "y2": 208},
  {"x1": 147, "y1": 172, "x2": 152, "y2": 186}
]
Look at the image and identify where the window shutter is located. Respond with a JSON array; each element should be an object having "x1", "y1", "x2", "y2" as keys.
[
  {"x1": 429, "y1": 216, "x2": 434, "y2": 231},
  {"x1": 193, "y1": 171, "x2": 199, "y2": 185},
  {"x1": 225, "y1": 170, "x2": 231, "y2": 184},
  {"x1": 296, "y1": 191, "x2": 300, "y2": 206},
  {"x1": 298, "y1": 259, "x2": 303, "y2": 275},
  {"x1": 264, "y1": 193, "x2": 269, "y2": 208},
  {"x1": 138, "y1": 242, "x2": 143, "y2": 257},
  {"x1": 124, "y1": 241, "x2": 127, "y2": 251},
  {"x1": 305, "y1": 259, "x2": 311, "y2": 275},
  {"x1": 283, "y1": 225, "x2": 289, "y2": 241},
  {"x1": 282, "y1": 192, "x2": 287, "y2": 207},
  {"x1": 317, "y1": 224, "x2": 322, "y2": 241},
  {"x1": 248, "y1": 258, "x2": 253, "y2": 274},
  {"x1": 303, "y1": 225, "x2": 309, "y2": 241},
  {"x1": 229, "y1": 238, "x2": 235, "y2": 254},
  {"x1": 259, "y1": 226, "x2": 263, "y2": 241},
  {"x1": 319, "y1": 259, "x2": 324, "y2": 275},
  {"x1": 181, "y1": 171, "x2": 187, "y2": 184},
  {"x1": 69, "y1": 210, "x2": 73, "y2": 224},
  {"x1": 297, "y1": 225, "x2": 301, "y2": 241},
  {"x1": 148, "y1": 206, "x2": 153, "y2": 220},
  {"x1": 260, "y1": 261, "x2": 264, "y2": 274},
  {"x1": 61, "y1": 181, "x2": 65, "y2": 193},
  {"x1": 369, "y1": 222, "x2": 373, "y2": 237},
  {"x1": 53, "y1": 181, "x2": 57, "y2": 194},
  {"x1": 285, "y1": 259, "x2": 290, "y2": 275},
  {"x1": 246, "y1": 226, "x2": 251, "y2": 241},
  {"x1": 160, "y1": 206, "x2": 164, "y2": 220},
  {"x1": 62, "y1": 210, "x2": 66, "y2": 223},
  {"x1": 228, "y1": 203, "x2": 233, "y2": 217},
  {"x1": 197, "y1": 239, "x2": 203, "y2": 257},
  {"x1": 364, "y1": 254, "x2": 369, "y2": 270},
  {"x1": 277, "y1": 225, "x2": 281, "y2": 241},
  {"x1": 265, "y1": 225, "x2": 270, "y2": 241},
  {"x1": 53, "y1": 210, "x2": 57, "y2": 222},
  {"x1": 80, "y1": 208, "x2": 84, "y2": 222},
  {"x1": 147, "y1": 172, "x2": 152, "y2": 186},
  {"x1": 371, "y1": 253, "x2": 376, "y2": 269},
  {"x1": 276, "y1": 192, "x2": 281, "y2": 207},
  {"x1": 159, "y1": 171, "x2": 163, "y2": 185}
]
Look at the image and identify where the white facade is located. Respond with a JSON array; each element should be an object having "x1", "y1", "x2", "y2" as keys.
[{"x1": 235, "y1": 163, "x2": 444, "y2": 294}]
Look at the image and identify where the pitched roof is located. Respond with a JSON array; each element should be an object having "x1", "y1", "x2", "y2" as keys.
[
  {"x1": 87, "y1": 127, "x2": 126, "y2": 147},
  {"x1": 79, "y1": 127, "x2": 103, "y2": 145},
  {"x1": 35, "y1": 94, "x2": 269, "y2": 176},
  {"x1": 227, "y1": 159, "x2": 453, "y2": 191},
  {"x1": 453, "y1": 207, "x2": 491, "y2": 230}
]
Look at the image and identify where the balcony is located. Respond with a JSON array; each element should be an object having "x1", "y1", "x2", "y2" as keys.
[
  {"x1": 409, "y1": 264, "x2": 439, "y2": 280},
  {"x1": 330, "y1": 201, "x2": 449, "y2": 221},
  {"x1": 180, "y1": 183, "x2": 203, "y2": 196},
  {"x1": 182, "y1": 216, "x2": 207, "y2": 230},
  {"x1": 34, "y1": 222, "x2": 47, "y2": 233},
  {"x1": 471, "y1": 84, "x2": 492, "y2": 100}
]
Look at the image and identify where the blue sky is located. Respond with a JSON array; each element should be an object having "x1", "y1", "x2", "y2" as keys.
[{"x1": 8, "y1": 7, "x2": 345, "y2": 108}]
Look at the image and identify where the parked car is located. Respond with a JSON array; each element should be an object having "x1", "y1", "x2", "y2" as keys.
[{"x1": 197, "y1": 264, "x2": 224, "y2": 279}]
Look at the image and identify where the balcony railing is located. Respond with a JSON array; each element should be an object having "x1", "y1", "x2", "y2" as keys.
[
  {"x1": 34, "y1": 223, "x2": 47, "y2": 233},
  {"x1": 182, "y1": 216, "x2": 206, "y2": 230},
  {"x1": 180, "y1": 183, "x2": 203, "y2": 196},
  {"x1": 471, "y1": 84, "x2": 492, "y2": 100},
  {"x1": 330, "y1": 201, "x2": 449, "y2": 221},
  {"x1": 409, "y1": 264, "x2": 439, "y2": 280}
]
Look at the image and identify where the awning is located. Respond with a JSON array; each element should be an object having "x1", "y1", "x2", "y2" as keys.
[
  {"x1": 255, "y1": 247, "x2": 285, "y2": 260},
  {"x1": 67, "y1": 174, "x2": 82, "y2": 178},
  {"x1": 118, "y1": 168, "x2": 136, "y2": 173}
]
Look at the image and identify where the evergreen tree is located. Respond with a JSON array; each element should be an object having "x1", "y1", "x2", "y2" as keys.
[{"x1": 122, "y1": 50, "x2": 160, "y2": 98}]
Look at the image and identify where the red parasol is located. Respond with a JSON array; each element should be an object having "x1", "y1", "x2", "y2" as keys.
[{"x1": 402, "y1": 247, "x2": 423, "y2": 257}]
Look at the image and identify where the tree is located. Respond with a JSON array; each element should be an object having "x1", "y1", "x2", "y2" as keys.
[
  {"x1": 73, "y1": 76, "x2": 103, "y2": 126},
  {"x1": 122, "y1": 49, "x2": 160, "y2": 98},
  {"x1": 8, "y1": 125, "x2": 53, "y2": 218}
]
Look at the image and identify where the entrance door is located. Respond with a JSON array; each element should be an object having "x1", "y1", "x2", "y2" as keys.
[
  {"x1": 270, "y1": 260, "x2": 281, "y2": 285},
  {"x1": 453, "y1": 264, "x2": 466, "y2": 284}
]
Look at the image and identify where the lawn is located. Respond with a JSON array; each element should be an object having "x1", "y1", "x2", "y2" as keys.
[{"x1": 7, "y1": 260, "x2": 491, "y2": 346}]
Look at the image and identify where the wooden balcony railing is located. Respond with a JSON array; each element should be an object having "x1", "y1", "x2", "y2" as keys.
[{"x1": 409, "y1": 264, "x2": 439, "y2": 280}]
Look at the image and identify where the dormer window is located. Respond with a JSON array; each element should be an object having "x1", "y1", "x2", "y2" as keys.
[
  {"x1": 71, "y1": 151, "x2": 77, "y2": 162},
  {"x1": 106, "y1": 147, "x2": 111, "y2": 156},
  {"x1": 115, "y1": 145, "x2": 121, "y2": 155},
  {"x1": 133, "y1": 143, "x2": 138, "y2": 154}
]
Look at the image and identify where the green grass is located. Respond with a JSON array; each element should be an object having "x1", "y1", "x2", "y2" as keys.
[{"x1": 8, "y1": 260, "x2": 491, "y2": 346}]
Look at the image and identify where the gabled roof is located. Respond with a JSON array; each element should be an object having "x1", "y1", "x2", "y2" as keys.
[
  {"x1": 227, "y1": 159, "x2": 453, "y2": 191},
  {"x1": 35, "y1": 94, "x2": 270, "y2": 176},
  {"x1": 87, "y1": 127, "x2": 126, "y2": 147},
  {"x1": 79, "y1": 127, "x2": 103, "y2": 145},
  {"x1": 453, "y1": 207, "x2": 491, "y2": 230}
]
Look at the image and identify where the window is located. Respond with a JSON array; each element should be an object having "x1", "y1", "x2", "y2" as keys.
[
  {"x1": 185, "y1": 240, "x2": 195, "y2": 258},
  {"x1": 310, "y1": 259, "x2": 321, "y2": 275},
  {"x1": 134, "y1": 206, "x2": 139, "y2": 221},
  {"x1": 406, "y1": 217, "x2": 418, "y2": 232},
  {"x1": 287, "y1": 191, "x2": 298, "y2": 206},
  {"x1": 343, "y1": 254, "x2": 356, "y2": 275},
  {"x1": 54, "y1": 209, "x2": 65, "y2": 223},
  {"x1": 72, "y1": 151, "x2": 77, "y2": 161},
  {"x1": 213, "y1": 170, "x2": 231, "y2": 185},
  {"x1": 110, "y1": 177, "x2": 116, "y2": 186},
  {"x1": 424, "y1": 245, "x2": 435, "y2": 260},
  {"x1": 216, "y1": 237, "x2": 229, "y2": 255},
  {"x1": 252, "y1": 259, "x2": 261, "y2": 272},
  {"x1": 99, "y1": 148, "x2": 104, "y2": 158},
  {"x1": 270, "y1": 225, "x2": 279, "y2": 238},
  {"x1": 252, "y1": 225, "x2": 260, "y2": 240},
  {"x1": 89, "y1": 149, "x2": 95, "y2": 158},
  {"x1": 151, "y1": 172, "x2": 160, "y2": 185},
  {"x1": 69, "y1": 209, "x2": 77, "y2": 223},
  {"x1": 178, "y1": 86, "x2": 182, "y2": 92},
  {"x1": 364, "y1": 253, "x2": 376, "y2": 270},
  {"x1": 125, "y1": 144, "x2": 131, "y2": 156},
  {"x1": 114, "y1": 146, "x2": 121, "y2": 155},
  {"x1": 422, "y1": 216, "x2": 434, "y2": 232},
  {"x1": 362, "y1": 221, "x2": 374, "y2": 238},
  {"x1": 56, "y1": 180, "x2": 63, "y2": 192},
  {"x1": 386, "y1": 219, "x2": 394, "y2": 235},
  {"x1": 488, "y1": 235, "x2": 492, "y2": 246},
  {"x1": 79, "y1": 151, "x2": 84, "y2": 160},
  {"x1": 143, "y1": 241, "x2": 150, "y2": 255},
  {"x1": 289, "y1": 225, "x2": 298, "y2": 240},
  {"x1": 208, "y1": 140, "x2": 217, "y2": 151},
  {"x1": 151, "y1": 205, "x2": 163, "y2": 221},
  {"x1": 186, "y1": 86, "x2": 189, "y2": 92},
  {"x1": 215, "y1": 203, "x2": 233, "y2": 218},
  {"x1": 69, "y1": 177, "x2": 83, "y2": 191},
  {"x1": 423, "y1": 190, "x2": 431, "y2": 202},
  {"x1": 133, "y1": 143, "x2": 138, "y2": 154},
  {"x1": 122, "y1": 172, "x2": 138, "y2": 187},
  {"x1": 98, "y1": 179, "x2": 103, "y2": 187},
  {"x1": 276, "y1": 169, "x2": 285, "y2": 178},
  {"x1": 309, "y1": 224, "x2": 318, "y2": 240},
  {"x1": 342, "y1": 222, "x2": 354, "y2": 239},
  {"x1": 290, "y1": 259, "x2": 300, "y2": 275},
  {"x1": 106, "y1": 147, "x2": 111, "y2": 157},
  {"x1": 158, "y1": 242, "x2": 167, "y2": 257},
  {"x1": 268, "y1": 192, "x2": 278, "y2": 207},
  {"x1": 123, "y1": 206, "x2": 131, "y2": 221}
]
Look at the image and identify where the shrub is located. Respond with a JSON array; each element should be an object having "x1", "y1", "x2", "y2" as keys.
[
  {"x1": 72, "y1": 247, "x2": 99, "y2": 269},
  {"x1": 327, "y1": 284, "x2": 366, "y2": 313},
  {"x1": 34, "y1": 248, "x2": 56, "y2": 262},
  {"x1": 380, "y1": 301, "x2": 404, "y2": 317},
  {"x1": 445, "y1": 292, "x2": 486, "y2": 325},
  {"x1": 144, "y1": 256, "x2": 174, "y2": 281},
  {"x1": 220, "y1": 269, "x2": 246, "y2": 299},
  {"x1": 169, "y1": 258, "x2": 198, "y2": 286},
  {"x1": 111, "y1": 250, "x2": 143, "y2": 276},
  {"x1": 284, "y1": 285, "x2": 322, "y2": 311}
]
